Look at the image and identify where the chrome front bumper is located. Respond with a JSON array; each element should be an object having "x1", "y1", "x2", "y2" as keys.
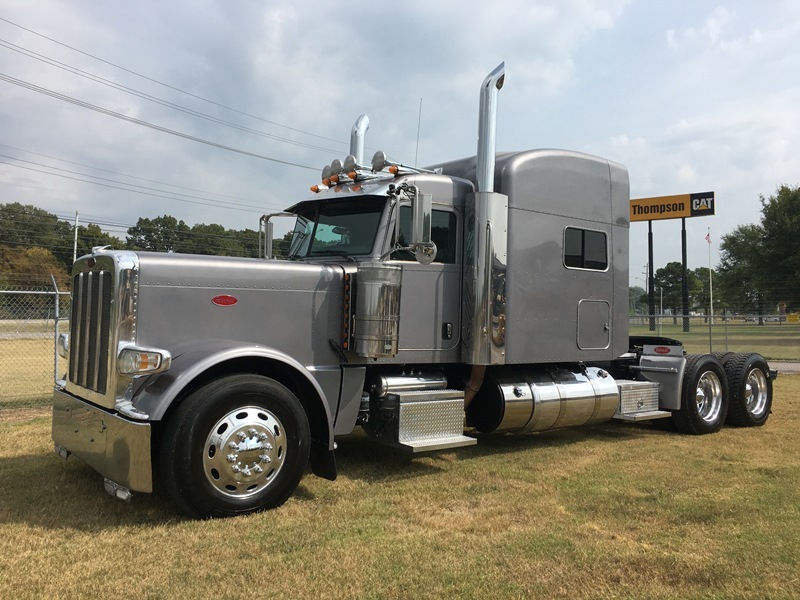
[{"x1": 52, "y1": 388, "x2": 153, "y2": 493}]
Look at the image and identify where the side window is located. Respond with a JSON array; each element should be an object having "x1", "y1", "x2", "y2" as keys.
[
  {"x1": 392, "y1": 207, "x2": 458, "y2": 264},
  {"x1": 564, "y1": 227, "x2": 608, "y2": 271}
]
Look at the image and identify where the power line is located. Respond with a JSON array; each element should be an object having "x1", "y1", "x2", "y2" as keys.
[
  {"x1": 0, "y1": 72, "x2": 320, "y2": 172},
  {"x1": 0, "y1": 38, "x2": 342, "y2": 155},
  {"x1": 0, "y1": 158, "x2": 275, "y2": 213},
  {"x1": 0, "y1": 17, "x2": 347, "y2": 146},
  {"x1": 0, "y1": 152, "x2": 269, "y2": 211},
  {"x1": 0, "y1": 143, "x2": 259, "y2": 202}
]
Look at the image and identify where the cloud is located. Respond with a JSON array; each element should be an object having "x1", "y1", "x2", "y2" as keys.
[{"x1": 0, "y1": 0, "x2": 797, "y2": 283}]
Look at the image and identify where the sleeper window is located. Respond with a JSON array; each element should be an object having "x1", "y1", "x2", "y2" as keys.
[{"x1": 564, "y1": 227, "x2": 607, "y2": 271}]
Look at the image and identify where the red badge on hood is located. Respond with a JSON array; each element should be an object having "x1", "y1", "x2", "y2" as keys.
[{"x1": 212, "y1": 295, "x2": 238, "y2": 307}]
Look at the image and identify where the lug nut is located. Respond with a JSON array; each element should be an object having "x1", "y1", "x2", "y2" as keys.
[{"x1": 226, "y1": 454, "x2": 237, "y2": 463}]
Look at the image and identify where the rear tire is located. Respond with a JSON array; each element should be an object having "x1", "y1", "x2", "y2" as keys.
[
  {"x1": 673, "y1": 354, "x2": 728, "y2": 435},
  {"x1": 723, "y1": 353, "x2": 772, "y2": 427},
  {"x1": 159, "y1": 374, "x2": 310, "y2": 518}
]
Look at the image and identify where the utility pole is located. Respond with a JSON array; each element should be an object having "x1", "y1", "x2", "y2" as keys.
[{"x1": 73, "y1": 211, "x2": 79, "y2": 263}]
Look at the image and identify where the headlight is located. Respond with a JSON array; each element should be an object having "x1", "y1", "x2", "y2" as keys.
[
  {"x1": 57, "y1": 333, "x2": 69, "y2": 359},
  {"x1": 117, "y1": 346, "x2": 172, "y2": 376}
]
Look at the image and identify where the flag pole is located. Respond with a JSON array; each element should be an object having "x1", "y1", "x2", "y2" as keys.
[
  {"x1": 708, "y1": 227, "x2": 713, "y2": 325},
  {"x1": 706, "y1": 228, "x2": 713, "y2": 350}
]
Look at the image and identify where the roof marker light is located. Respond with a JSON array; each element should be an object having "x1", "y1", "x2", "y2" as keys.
[
  {"x1": 343, "y1": 154, "x2": 357, "y2": 172},
  {"x1": 372, "y1": 150, "x2": 387, "y2": 172}
]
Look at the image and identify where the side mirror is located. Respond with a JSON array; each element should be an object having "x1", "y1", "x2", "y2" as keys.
[
  {"x1": 260, "y1": 212, "x2": 296, "y2": 259},
  {"x1": 411, "y1": 191, "x2": 437, "y2": 265}
]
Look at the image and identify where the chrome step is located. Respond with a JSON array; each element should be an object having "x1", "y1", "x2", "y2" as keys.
[
  {"x1": 613, "y1": 409, "x2": 673, "y2": 422},
  {"x1": 387, "y1": 389, "x2": 476, "y2": 452}
]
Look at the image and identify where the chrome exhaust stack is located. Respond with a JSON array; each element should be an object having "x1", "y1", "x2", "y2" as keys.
[
  {"x1": 464, "y1": 63, "x2": 508, "y2": 368},
  {"x1": 476, "y1": 62, "x2": 505, "y2": 193},
  {"x1": 350, "y1": 114, "x2": 370, "y2": 165}
]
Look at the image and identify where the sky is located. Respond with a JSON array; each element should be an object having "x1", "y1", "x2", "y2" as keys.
[{"x1": 1, "y1": 1, "x2": 798, "y2": 286}]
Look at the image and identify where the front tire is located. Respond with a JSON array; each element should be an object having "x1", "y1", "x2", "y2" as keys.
[
  {"x1": 723, "y1": 353, "x2": 772, "y2": 427},
  {"x1": 673, "y1": 354, "x2": 729, "y2": 435},
  {"x1": 160, "y1": 374, "x2": 310, "y2": 518}
]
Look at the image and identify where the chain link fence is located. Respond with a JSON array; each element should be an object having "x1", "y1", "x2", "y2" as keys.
[
  {"x1": 0, "y1": 285, "x2": 69, "y2": 409},
  {"x1": 2, "y1": 287, "x2": 798, "y2": 412},
  {"x1": 629, "y1": 313, "x2": 800, "y2": 361}
]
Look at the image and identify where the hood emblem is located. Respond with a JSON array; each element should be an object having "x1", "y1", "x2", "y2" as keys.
[{"x1": 212, "y1": 295, "x2": 238, "y2": 307}]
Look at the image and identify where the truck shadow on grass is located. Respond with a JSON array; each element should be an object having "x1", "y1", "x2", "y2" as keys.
[
  {"x1": 329, "y1": 420, "x2": 661, "y2": 485},
  {"x1": 0, "y1": 420, "x2": 666, "y2": 529}
]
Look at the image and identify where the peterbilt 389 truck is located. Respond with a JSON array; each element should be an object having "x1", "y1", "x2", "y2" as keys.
[{"x1": 52, "y1": 63, "x2": 775, "y2": 518}]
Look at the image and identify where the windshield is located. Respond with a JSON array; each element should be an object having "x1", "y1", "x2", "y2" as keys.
[{"x1": 287, "y1": 196, "x2": 387, "y2": 259}]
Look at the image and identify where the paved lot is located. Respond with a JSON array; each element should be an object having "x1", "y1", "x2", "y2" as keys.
[{"x1": 770, "y1": 361, "x2": 800, "y2": 375}]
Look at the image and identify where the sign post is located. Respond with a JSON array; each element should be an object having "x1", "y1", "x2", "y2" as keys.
[{"x1": 631, "y1": 192, "x2": 715, "y2": 332}]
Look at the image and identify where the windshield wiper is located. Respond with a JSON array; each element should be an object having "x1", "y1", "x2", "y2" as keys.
[{"x1": 310, "y1": 249, "x2": 352, "y2": 256}]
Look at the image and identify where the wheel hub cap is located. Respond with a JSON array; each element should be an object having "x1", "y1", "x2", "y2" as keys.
[
  {"x1": 203, "y1": 406, "x2": 286, "y2": 499},
  {"x1": 695, "y1": 371, "x2": 723, "y2": 423},
  {"x1": 745, "y1": 369, "x2": 769, "y2": 418}
]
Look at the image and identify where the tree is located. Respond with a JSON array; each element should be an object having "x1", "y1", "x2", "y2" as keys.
[
  {"x1": 629, "y1": 285, "x2": 647, "y2": 314},
  {"x1": 759, "y1": 185, "x2": 800, "y2": 310},
  {"x1": 76, "y1": 223, "x2": 122, "y2": 258},
  {"x1": 0, "y1": 244, "x2": 69, "y2": 289},
  {"x1": 654, "y1": 261, "x2": 701, "y2": 318},
  {"x1": 0, "y1": 203, "x2": 72, "y2": 264},
  {"x1": 185, "y1": 223, "x2": 244, "y2": 256},
  {"x1": 716, "y1": 223, "x2": 765, "y2": 313},
  {"x1": 716, "y1": 185, "x2": 800, "y2": 313},
  {"x1": 126, "y1": 215, "x2": 190, "y2": 253},
  {"x1": 692, "y1": 266, "x2": 717, "y2": 314}
]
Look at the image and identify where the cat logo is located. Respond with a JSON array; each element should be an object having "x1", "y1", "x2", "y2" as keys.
[{"x1": 690, "y1": 192, "x2": 715, "y2": 217}]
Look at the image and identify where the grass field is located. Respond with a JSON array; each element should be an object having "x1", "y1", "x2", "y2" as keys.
[
  {"x1": 1, "y1": 377, "x2": 797, "y2": 599},
  {"x1": 0, "y1": 338, "x2": 57, "y2": 407},
  {"x1": 630, "y1": 320, "x2": 799, "y2": 360}
]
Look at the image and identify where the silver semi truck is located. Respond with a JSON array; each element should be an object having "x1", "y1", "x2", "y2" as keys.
[{"x1": 52, "y1": 63, "x2": 775, "y2": 518}]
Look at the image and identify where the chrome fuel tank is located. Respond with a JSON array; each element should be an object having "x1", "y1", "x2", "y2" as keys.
[{"x1": 467, "y1": 365, "x2": 619, "y2": 434}]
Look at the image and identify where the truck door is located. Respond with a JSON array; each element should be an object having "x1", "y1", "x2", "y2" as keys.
[{"x1": 389, "y1": 206, "x2": 461, "y2": 363}]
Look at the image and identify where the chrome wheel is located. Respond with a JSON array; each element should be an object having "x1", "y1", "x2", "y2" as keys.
[
  {"x1": 722, "y1": 353, "x2": 773, "y2": 428},
  {"x1": 745, "y1": 368, "x2": 769, "y2": 419},
  {"x1": 674, "y1": 354, "x2": 728, "y2": 435},
  {"x1": 695, "y1": 370, "x2": 723, "y2": 424},
  {"x1": 203, "y1": 405, "x2": 286, "y2": 500}
]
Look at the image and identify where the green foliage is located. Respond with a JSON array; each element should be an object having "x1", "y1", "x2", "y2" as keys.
[
  {"x1": 0, "y1": 203, "x2": 268, "y2": 286},
  {"x1": 76, "y1": 223, "x2": 120, "y2": 258},
  {"x1": 629, "y1": 285, "x2": 647, "y2": 313},
  {"x1": 0, "y1": 244, "x2": 69, "y2": 289},
  {"x1": 653, "y1": 261, "x2": 702, "y2": 313},
  {"x1": 717, "y1": 185, "x2": 800, "y2": 312},
  {"x1": 0, "y1": 203, "x2": 73, "y2": 265},
  {"x1": 125, "y1": 215, "x2": 190, "y2": 253}
]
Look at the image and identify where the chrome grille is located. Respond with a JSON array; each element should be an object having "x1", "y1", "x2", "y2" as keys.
[{"x1": 70, "y1": 270, "x2": 113, "y2": 394}]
